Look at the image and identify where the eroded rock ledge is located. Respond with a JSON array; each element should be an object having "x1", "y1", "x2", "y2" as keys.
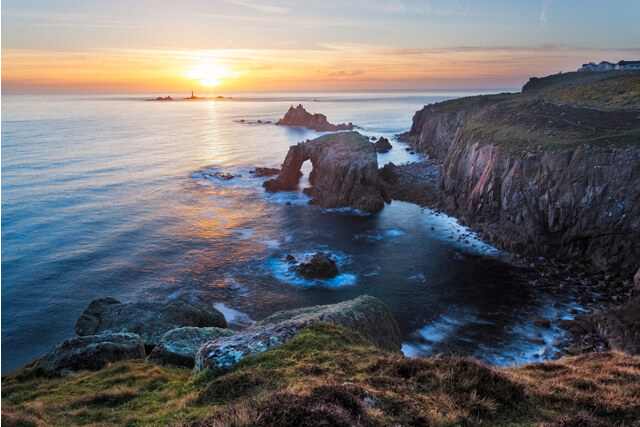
[
  {"x1": 276, "y1": 104, "x2": 354, "y2": 131},
  {"x1": 264, "y1": 132, "x2": 386, "y2": 211}
]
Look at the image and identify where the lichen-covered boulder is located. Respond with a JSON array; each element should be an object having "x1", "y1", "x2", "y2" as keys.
[
  {"x1": 194, "y1": 295, "x2": 401, "y2": 373},
  {"x1": 264, "y1": 132, "x2": 386, "y2": 211},
  {"x1": 74, "y1": 298, "x2": 227, "y2": 348},
  {"x1": 147, "y1": 327, "x2": 235, "y2": 368},
  {"x1": 37, "y1": 333, "x2": 145, "y2": 377}
]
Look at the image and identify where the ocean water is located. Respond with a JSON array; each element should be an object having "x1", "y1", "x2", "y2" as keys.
[{"x1": 2, "y1": 90, "x2": 575, "y2": 373}]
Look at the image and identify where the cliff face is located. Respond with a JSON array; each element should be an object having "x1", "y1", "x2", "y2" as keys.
[
  {"x1": 440, "y1": 138, "x2": 640, "y2": 276},
  {"x1": 403, "y1": 89, "x2": 640, "y2": 277},
  {"x1": 404, "y1": 103, "x2": 486, "y2": 161}
]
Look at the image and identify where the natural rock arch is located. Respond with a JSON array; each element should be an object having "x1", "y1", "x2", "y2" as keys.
[{"x1": 264, "y1": 132, "x2": 386, "y2": 211}]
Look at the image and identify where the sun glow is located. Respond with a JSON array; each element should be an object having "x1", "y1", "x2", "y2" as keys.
[{"x1": 186, "y1": 63, "x2": 232, "y2": 88}]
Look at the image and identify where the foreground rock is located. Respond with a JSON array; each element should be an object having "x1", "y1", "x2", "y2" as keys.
[
  {"x1": 264, "y1": 132, "x2": 385, "y2": 211},
  {"x1": 37, "y1": 333, "x2": 145, "y2": 377},
  {"x1": 194, "y1": 295, "x2": 401, "y2": 372},
  {"x1": 75, "y1": 298, "x2": 227, "y2": 348},
  {"x1": 147, "y1": 327, "x2": 235, "y2": 368},
  {"x1": 291, "y1": 253, "x2": 338, "y2": 280},
  {"x1": 373, "y1": 136, "x2": 392, "y2": 153},
  {"x1": 276, "y1": 104, "x2": 354, "y2": 131},
  {"x1": 591, "y1": 295, "x2": 640, "y2": 355}
]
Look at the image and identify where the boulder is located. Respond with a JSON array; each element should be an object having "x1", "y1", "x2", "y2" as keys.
[
  {"x1": 590, "y1": 295, "x2": 640, "y2": 355},
  {"x1": 291, "y1": 253, "x2": 338, "y2": 280},
  {"x1": 37, "y1": 333, "x2": 145, "y2": 377},
  {"x1": 634, "y1": 267, "x2": 640, "y2": 292},
  {"x1": 147, "y1": 327, "x2": 235, "y2": 368},
  {"x1": 373, "y1": 137, "x2": 392, "y2": 153},
  {"x1": 264, "y1": 132, "x2": 386, "y2": 211},
  {"x1": 533, "y1": 316, "x2": 551, "y2": 328},
  {"x1": 194, "y1": 295, "x2": 401, "y2": 372},
  {"x1": 75, "y1": 298, "x2": 227, "y2": 348},
  {"x1": 276, "y1": 104, "x2": 354, "y2": 132}
]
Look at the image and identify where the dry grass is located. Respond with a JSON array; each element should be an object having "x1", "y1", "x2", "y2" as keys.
[{"x1": 3, "y1": 324, "x2": 640, "y2": 426}]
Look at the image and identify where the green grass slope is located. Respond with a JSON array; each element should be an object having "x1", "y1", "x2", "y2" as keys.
[{"x1": 3, "y1": 324, "x2": 640, "y2": 426}]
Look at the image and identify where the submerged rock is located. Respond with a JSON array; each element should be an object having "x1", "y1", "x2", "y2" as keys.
[
  {"x1": 249, "y1": 167, "x2": 280, "y2": 177},
  {"x1": 75, "y1": 298, "x2": 227, "y2": 348},
  {"x1": 194, "y1": 295, "x2": 401, "y2": 372},
  {"x1": 373, "y1": 136, "x2": 392, "y2": 153},
  {"x1": 276, "y1": 104, "x2": 354, "y2": 132},
  {"x1": 291, "y1": 253, "x2": 339, "y2": 280},
  {"x1": 264, "y1": 132, "x2": 386, "y2": 211},
  {"x1": 37, "y1": 333, "x2": 145, "y2": 377},
  {"x1": 147, "y1": 327, "x2": 235, "y2": 368}
]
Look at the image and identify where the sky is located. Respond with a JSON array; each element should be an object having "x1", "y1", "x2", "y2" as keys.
[{"x1": 2, "y1": 0, "x2": 640, "y2": 93}]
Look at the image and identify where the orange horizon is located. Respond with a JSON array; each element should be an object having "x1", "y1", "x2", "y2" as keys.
[{"x1": 2, "y1": 45, "x2": 628, "y2": 94}]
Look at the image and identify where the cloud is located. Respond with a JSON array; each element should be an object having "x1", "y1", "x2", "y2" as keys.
[
  {"x1": 540, "y1": 0, "x2": 551, "y2": 26},
  {"x1": 222, "y1": 0, "x2": 291, "y2": 14}
]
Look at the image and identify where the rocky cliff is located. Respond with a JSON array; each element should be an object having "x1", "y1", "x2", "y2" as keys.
[
  {"x1": 264, "y1": 131, "x2": 386, "y2": 211},
  {"x1": 402, "y1": 75, "x2": 640, "y2": 277}
]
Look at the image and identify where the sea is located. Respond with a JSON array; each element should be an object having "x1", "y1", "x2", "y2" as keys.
[{"x1": 1, "y1": 90, "x2": 582, "y2": 373}]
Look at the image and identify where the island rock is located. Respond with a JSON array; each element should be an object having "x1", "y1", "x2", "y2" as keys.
[
  {"x1": 263, "y1": 132, "x2": 386, "y2": 211},
  {"x1": 75, "y1": 298, "x2": 227, "y2": 348},
  {"x1": 373, "y1": 136, "x2": 392, "y2": 153},
  {"x1": 291, "y1": 252, "x2": 338, "y2": 280},
  {"x1": 276, "y1": 104, "x2": 354, "y2": 131},
  {"x1": 37, "y1": 333, "x2": 145, "y2": 377},
  {"x1": 147, "y1": 326, "x2": 235, "y2": 368},
  {"x1": 194, "y1": 295, "x2": 401, "y2": 372}
]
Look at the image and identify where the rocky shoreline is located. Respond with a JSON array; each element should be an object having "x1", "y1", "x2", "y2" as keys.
[{"x1": 389, "y1": 71, "x2": 640, "y2": 359}]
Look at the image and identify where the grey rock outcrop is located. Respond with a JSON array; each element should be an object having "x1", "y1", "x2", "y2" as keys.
[
  {"x1": 37, "y1": 333, "x2": 145, "y2": 377},
  {"x1": 276, "y1": 104, "x2": 354, "y2": 131},
  {"x1": 147, "y1": 327, "x2": 235, "y2": 368},
  {"x1": 264, "y1": 132, "x2": 386, "y2": 211},
  {"x1": 75, "y1": 298, "x2": 227, "y2": 348},
  {"x1": 590, "y1": 295, "x2": 640, "y2": 355},
  {"x1": 194, "y1": 295, "x2": 401, "y2": 372}
]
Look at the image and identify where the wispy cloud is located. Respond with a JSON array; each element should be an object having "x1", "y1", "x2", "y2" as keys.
[
  {"x1": 540, "y1": 0, "x2": 551, "y2": 26},
  {"x1": 222, "y1": 0, "x2": 291, "y2": 15}
]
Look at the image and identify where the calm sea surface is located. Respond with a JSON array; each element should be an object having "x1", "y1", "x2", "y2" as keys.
[{"x1": 2, "y1": 90, "x2": 576, "y2": 372}]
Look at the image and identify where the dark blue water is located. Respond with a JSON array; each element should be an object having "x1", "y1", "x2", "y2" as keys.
[{"x1": 1, "y1": 91, "x2": 575, "y2": 373}]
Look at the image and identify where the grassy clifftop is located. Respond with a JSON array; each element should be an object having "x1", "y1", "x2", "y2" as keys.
[
  {"x1": 3, "y1": 324, "x2": 640, "y2": 426},
  {"x1": 448, "y1": 72, "x2": 640, "y2": 153}
]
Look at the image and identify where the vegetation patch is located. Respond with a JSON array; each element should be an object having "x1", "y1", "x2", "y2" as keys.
[{"x1": 2, "y1": 324, "x2": 640, "y2": 426}]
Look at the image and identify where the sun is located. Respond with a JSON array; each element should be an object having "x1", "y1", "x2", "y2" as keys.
[{"x1": 186, "y1": 63, "x2": 232, "y2": 88}]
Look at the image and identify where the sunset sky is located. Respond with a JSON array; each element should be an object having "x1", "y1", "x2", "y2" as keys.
[{"x1": 2, "y1": 0, "x2": 639, "y2": 93}]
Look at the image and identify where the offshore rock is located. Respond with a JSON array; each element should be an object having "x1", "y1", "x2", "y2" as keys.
[
  {"x1": 264, "y1": 132, "x2": 385, "y2": 211},
  {"x1": 291, "y1": 252, "x2": 339, "y2": 280},
  {"x1": 373, "y1": 136, "x2": 392, "y2": 153},
  {"x1": 194, "y1": 295, "x2": 401, "y2": 372},
  {"x1": 75, "y1": 297, "x2": 227, "y2": 348},
  {"x1": 276, "y1": 104, "x2": 354, "y2": 131},
  {"x1": 147, "y1": 327, "x2": 235, "y2": 368},
  {"x1": 37, "y1": 333, "x2": 145, "y2": 377}
]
